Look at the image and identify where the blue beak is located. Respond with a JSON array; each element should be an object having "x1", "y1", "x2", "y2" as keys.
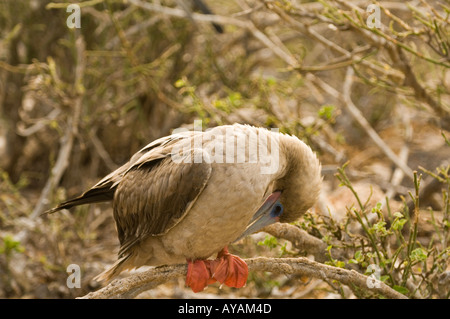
[{"x1": 234, "y1": 191, "x2": 283, "y2": 242}]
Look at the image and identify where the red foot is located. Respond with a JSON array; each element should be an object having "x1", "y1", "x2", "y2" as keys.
[
  {"x1": 185, "y1": 247, "x2": 249, "y2": 292},
  {"x1": 185, "y1": 259, "x2": 217, "y2": 293},
  {"x1": 210, "y1": 247, "x2": 249, "y2": 288}
]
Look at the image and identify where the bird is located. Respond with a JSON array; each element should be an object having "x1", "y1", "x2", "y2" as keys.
[{"x1": 46, "y1": 124, "x2": 322, "y2": 292}]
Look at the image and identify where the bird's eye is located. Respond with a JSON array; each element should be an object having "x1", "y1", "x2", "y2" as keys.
[{"x1": 271, "y1": 203, "x2": 283, "y2": 218}]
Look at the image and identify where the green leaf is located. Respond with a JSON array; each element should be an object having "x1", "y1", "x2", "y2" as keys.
[
  {"x1": 371, "y1": 202, "x2": 382, "y2": 213},
  {"x1": 393, "y1": 212, "x2": 404, "y2": 218},
  {"x1": 257, "y1": 235, "x2": 278, "y2": 250},
  {"x1": 393, "y1": 285, "x2": 409, "y2": 295},
  {"x1": 354, "y1": 250, "x2": 363, "y2": 261},
  {"x1": 0, "y1": 235, "x2": 24, "y2": 255},
  {"x1": 228, "y1": 92, "x2": 242, "y2": 107},
  {"x1": 266, "y1": 76, "x2": 277, "y2": 86},
  {"x1": 410, "y1": 248, "x2": 427, "y2": 262},
  {"x1": 318, "y1": 104, "x2": 335, "y2": 120},
  {"x1": 373, "y1": 221, "x2": 388, "y2": 235},
  {"x1": 213, "y1": 99, "x2": 229, "y2": 112},
  {"x1": 174, "y1": 79, "x2": 186, "y2": 88},
  {"x1": 392, "y1": 217, "x2": 407, "y2": 231}
]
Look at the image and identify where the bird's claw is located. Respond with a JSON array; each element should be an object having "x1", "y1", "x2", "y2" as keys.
[
  {"x1": 185, "y1": 247, "x2": 249, "y2": 292},
  {"x1": 211, "y1": 248, "x2": 248, "y2": 288},
  {"x1": 185, "y1": 259, "x2": 217, "y2": 293}
]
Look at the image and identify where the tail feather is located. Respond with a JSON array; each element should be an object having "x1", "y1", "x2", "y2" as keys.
[
  {"x1": 44, "y1": 185, "x2": 115, "y2": 215},
  {"x1": 94, "y1": 254, "x2": 133, "y2": 282}
]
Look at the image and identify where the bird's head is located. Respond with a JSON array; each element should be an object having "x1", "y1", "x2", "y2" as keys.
[
  {"x1": 233, "y1": 129, "x2": 322, "y2": 242},
  {"x1": 271, "y1": 133, "x2": 322, "y2": 223}
]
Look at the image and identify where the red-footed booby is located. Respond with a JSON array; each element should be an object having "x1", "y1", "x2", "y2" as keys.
[{"x1": 46, "y1": 124, "x2": 322, "y2": 292}]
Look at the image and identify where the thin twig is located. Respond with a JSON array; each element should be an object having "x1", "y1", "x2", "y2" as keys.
[
  {"x1": 264, "y1": 1, "x2": 404, "y2": 81},
  {"x1": 262, "y1": 223, "x2": 330, "y2": 262},
  {"x1": 30, "y1": 120, "x2": 76, "y2": 218},
  {"x1": 89, "y1": 128, "x2": 119, "y2": 172},
  {"x1": 308, "y1": 69, "x2": 414, "y2": 180},
  {"x1": 341, "y1": 68, "x2": 413, "y2": 178},
  {"x1": 31, "y1": 36, "x2": 86, "y2": 218},
  {"x1": 128, "y1": 0, "x2": 299, "y2": 68}
]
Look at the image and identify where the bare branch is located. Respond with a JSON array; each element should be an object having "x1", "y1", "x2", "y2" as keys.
[
  {"x1": 80, "y1": 256, "x2": 407, "y2": 299},
  {"x1": 128, "y1": 0, "x2": 299, "y2": 68},
  {"x1": 262, "y1": 223, "x2": 330, "y2": 263},
  {"x1": 342, "y1": 67, "x2": 414, "y2": 178},
  {"x1": 264, "y1": 1, "x2": 404, "y2": 81},
  {"x1": 89, "y1": 128, "x2": 119, "y2": 172},
  {"x1": 31, "y1": 36, "x2": 86, "y2": 218},
  {"x1": 308, "y1": 69, "x2": 414, "y2": 180}
]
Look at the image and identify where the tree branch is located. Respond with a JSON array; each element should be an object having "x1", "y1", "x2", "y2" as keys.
[
  {"x1": 31, "y1": 36, "x2": 86, "y2": 218},
  {"x1": 262, "y1": 223, "x2": 331, "y2": 263},
  {"x1": 128, "y1": 0, "x2": 299, "y2": 68},
  {"x1": 307, "y1": 69, "x2": 414, "y2": 180},
  {"x1": 80, "y1": 256, "x2": 407, "y2": 299}
]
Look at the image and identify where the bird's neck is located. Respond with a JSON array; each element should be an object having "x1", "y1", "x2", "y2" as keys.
[{"x1": 275, "y1": 134, "x2": 322, "y2": 223}]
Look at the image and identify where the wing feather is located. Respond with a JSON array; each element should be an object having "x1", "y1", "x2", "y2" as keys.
[
  {"x1": 113, "y1": 148, "x2": 211, "y2": 258},
  {"x1": 46, "y1": 131, "x2": 210, "y2": 260}
]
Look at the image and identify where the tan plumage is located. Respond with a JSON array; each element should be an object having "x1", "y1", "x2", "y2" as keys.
[{"x1": 47, "y1": 124, "x2": 322, "y2": 283}]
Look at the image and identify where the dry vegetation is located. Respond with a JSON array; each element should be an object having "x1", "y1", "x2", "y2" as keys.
[{"x1": 0, "y1": 0, "x2": 449, "y2": 299}]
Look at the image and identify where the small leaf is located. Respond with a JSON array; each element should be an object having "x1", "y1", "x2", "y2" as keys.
[
  {"x1": 228, "y1": 92, "x2": 242, "y2": 107},
  {"x1": 257, "y1": 235, "x2": 278, "y2": 250},
  {"x1": 393, "y1": 212, "x2": 404, "y2": 218},
  {"x1": 372, "y1": 202, "x2": 382, "y2": 213},
  {"x1": 393, "y1": 285, "x2": 409, "y2": 295},
  {"x1": 266, "y1": 76, "x2": 277, "y2": 86},
  {"x1": 174, "y1": 79, "x2": 186, "y2": 88},
  {"x1": 372, "y1": 221, "x2": 389, "y2": 236},
  {"x1": 392, "y1": 218, "x2": 407, "y2": 231},
  {"x1": 0, "y1": 235, "x2": 24, "y2": 255},
  {"x1": 410, "y1": 248, "x2": 427, "y2": 262},
  {"x1": 318, "y1": 104, "x2": 335, "y2": 120}
]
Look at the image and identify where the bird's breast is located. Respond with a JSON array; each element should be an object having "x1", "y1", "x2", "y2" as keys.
[{"x1": 157, "y1": 161, "x2": 273, "y2": 261}]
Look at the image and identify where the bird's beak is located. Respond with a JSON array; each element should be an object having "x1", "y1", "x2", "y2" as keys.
[
  {"x1": 249, "y1": 191, "x2": 282, "y2": 223},
  {"x1": 234, "y1": 191, "x2": 283, "y2": 242}
]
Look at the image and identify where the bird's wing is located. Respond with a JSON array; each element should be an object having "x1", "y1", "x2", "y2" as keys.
[
  {"x1": 44, "y1": 132, "x2": 197, "y2": 214},
  {"x1": 96, "y1": 130, "x2": 198, "y2": 188},
  {"x1": 113, "y1": 147, "x2": 212, "y2": 258}
]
